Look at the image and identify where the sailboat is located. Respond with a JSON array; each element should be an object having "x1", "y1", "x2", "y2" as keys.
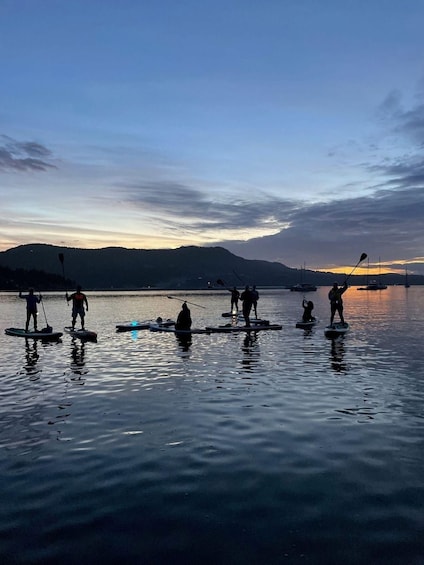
[
  {"x1": 289, "y1": 263, "x2": 317, "y2": 292},
  {"x1": 357, "y1": 257, "x2": 387, "y2": 290}
]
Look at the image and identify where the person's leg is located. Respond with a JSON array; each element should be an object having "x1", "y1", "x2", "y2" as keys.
[{"x1": 25, "y1": 311, "x2": 31, "y2": 332}]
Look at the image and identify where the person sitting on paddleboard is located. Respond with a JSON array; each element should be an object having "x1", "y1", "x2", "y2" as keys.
[
  {"x1": 328, "y1": 282, "x2": 348, "y2": 326},
  {"x1": 240, "y1": 285, "x2": 254, "y2": 327},
  {"x1": 302, "y1": 299, "x2": 315, "y2": 322},
  {"x1": 175, "y1": 302, "x2": 192, "y2": 331},
  {"x1": 66, "y1": 285, "x2": 89, "y2": 330},
  {"x1": 19, "y1": 288, "x2": 42, "y2": 332}
]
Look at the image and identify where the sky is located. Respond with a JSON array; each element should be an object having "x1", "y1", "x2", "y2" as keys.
[{"x1": 1, "y1": 0, "x2": 424, "y2": 276}]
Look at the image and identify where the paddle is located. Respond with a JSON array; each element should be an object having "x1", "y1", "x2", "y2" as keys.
[
  {"x1": 39, "y1": 293, "x2": 51, "y2": 330},
  {"x1": 344, "y1": 252, "x2": 368, "y2": 284},
  {"x1": 58, "y1": 252, "x2": 69, "y2": 304},
  {"x1": 167, "y1": 296, "x2": 206, "y2": 309}
]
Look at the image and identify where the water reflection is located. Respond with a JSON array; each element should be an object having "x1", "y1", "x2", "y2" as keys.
[
  {"x1": 69, "y1": 339, "x2": 88, "y2": 382},
  {"x1": 329, "y1": 337, "x2": 347, "y2": 373},
  {"x1": 175, "y1": 333, "x2": 192, "y2": 354},
  {"x1": 240, "y1": 331, "x2": 260, "y2": 373},
  {"x1": 24, "y1": 339, "x2": 40, "y2": 380}
]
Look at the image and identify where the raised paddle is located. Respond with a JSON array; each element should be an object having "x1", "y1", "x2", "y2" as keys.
[
  {"x1": 58, "y1": 252, "x2": 69, "y2": 303},
  {"x1": 344, "y1": 252, "x2": 367, "y2": 284},
  {"x1": 167, "y1": 296, "x2": 206, "y2": 309}
]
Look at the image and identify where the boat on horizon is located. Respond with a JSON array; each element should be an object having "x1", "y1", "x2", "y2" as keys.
[
  {"x1": 357, "y1": 256, "x2": 387, "y2": 291},
  {"x1": 357, "y1": 279, "x2": 388, "y2": 291},
  {"x1": 289, "y1": 282, "x2": 317, "y2": 292},
  {"x1": 289, "y1": 263, "x2": 317, "y2": 292}
]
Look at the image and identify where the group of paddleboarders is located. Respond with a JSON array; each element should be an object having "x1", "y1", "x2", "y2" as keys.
[
  {"x1": 225, "y1": 285, "x2": 260, "y2": 327},
  {"x1": 19, "y1": 285, "x2": 89, "y2": 332}
]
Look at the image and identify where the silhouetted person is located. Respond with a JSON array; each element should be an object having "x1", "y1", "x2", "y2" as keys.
[
  {"x1": 251, "y1": 285, "x2": 259, "y2": 318},
  {"x1": 19, "y1": 288, "x2": 41, "y2": 332},
  {"x1": 240, "y1": 285, "x2": 254, "y2": 327},
  {"x1": 230, "y1": 287, "x2": 240, "y2": 313},
  {"x1": 328, "y1": 282, "x2": 348, "y2": 326},
  {"x1": 175, "y1": 302, "x2": 192, "y2": 331},
  {"x1": 302, "y1": 299, "x2": 315, "y2": 322},
  {"x1": 66, "y1": 285, "x2": 89, "y2": 330}
]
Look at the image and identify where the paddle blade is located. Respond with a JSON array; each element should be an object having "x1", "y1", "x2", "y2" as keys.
[
  {"x1": 216, "y1": 279, "x2": 225, "y2": 286},
  {"x1": 359, "y1": 252, "x2": 367, "y2": 262}
]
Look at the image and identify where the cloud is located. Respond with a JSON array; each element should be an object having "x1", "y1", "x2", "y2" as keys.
[
  {"x1": 122, "y1": 180, "x2": 298, "y2": 232},
  {"x1": 377, "y1": 90, "x2": 424, "y2": 145},
  {"x1": 0, "y1": 135, "x2": 56, "y2": 172}
]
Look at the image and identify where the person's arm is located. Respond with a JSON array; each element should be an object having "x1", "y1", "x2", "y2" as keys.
[{"x1": 84, "y1": 295, "x2": 88, "y2": 310}]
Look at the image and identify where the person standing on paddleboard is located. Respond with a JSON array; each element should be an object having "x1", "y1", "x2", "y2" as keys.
[
  {"x1": 66, "y1": 285, "x2": 89, "y2": 330},
  {"x1": 230, "y1": 287, "x2": 240, "y2": 313},
  {"x1": 19, "y1": 288, "x2": 42, "y2": 332},
  {"x1": 240, "y1": 285, "x2": 254, "y2": 327},
  {"x1": 328, "y1": 282, "x2": 348, "y2": 326},
  {"x1": 252, "y1": 285, "x2": 259, "y2": 318}
]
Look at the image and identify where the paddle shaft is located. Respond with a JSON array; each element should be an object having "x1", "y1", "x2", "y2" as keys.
[
  {"x1": 167, "y1": 296, "x2": 206, "y2": 309},
  {"x1": 344, "y1": 253, "x2": 367, "y2": 284}
]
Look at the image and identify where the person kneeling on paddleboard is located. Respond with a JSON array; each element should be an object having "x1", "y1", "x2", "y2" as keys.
[
  {"x1": 175, "y1": 302, "x2": 192, "y2": 331},
  {"x1": 328, "y1": 282, "x2": 348, "y2": 327},
  {"x1": 66, "y1": 285, "x2": 89, "y2": 330},
  {"x1": 302, "y1": 299, "x2": 315, "y2": 323}
]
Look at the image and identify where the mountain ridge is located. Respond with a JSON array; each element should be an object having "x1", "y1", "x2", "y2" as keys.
[{"x1": 0, "y1": 243, "x2": 422, "y2": 289}]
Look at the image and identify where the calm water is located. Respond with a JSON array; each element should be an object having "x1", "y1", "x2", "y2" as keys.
[{"x1": 1, "y1": 287, "x2": 423, "y2": 564}]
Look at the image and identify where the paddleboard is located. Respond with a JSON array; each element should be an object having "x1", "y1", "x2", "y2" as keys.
[
  {"x1": 206, "y1": 323, "x2": 282, "y2": 333},
  {"x1": 149, "y1": 323, "x2": 210, "y2": 335},
  {"x1": 296, "y1": 318, "x2": 319, "y2": 330},
  {"x1": 324, "y1": 322, "x2": 350, "y2": 338},
  {"x1": 64, "y1": 327, "x2": 97, "y2": 341},
  {"x1": 5, "y1": 327, "x2": 63, "y2": 340},
  {"x1": 116, "y1": 319, "x2": 175, "y2": 332}
]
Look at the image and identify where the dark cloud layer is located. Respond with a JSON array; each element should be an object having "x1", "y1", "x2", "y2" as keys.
[
  {"x1": 124, "y1": 180, "x2": 299, "y2": 232},
  {"x1": 0, "y1": 135, "x2": 55, "y2": 172}
]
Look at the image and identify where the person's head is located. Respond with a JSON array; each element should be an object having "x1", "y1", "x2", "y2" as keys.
[
  {"x1": 308, "y1": 301, "x2": 314, "y2": 309},
  {"x1": 29, "y1": 288, "x2": 34, "y2": 295},
  {"x1": 333, "y1": 282, "x2": 338, "y2": 289},
  {"x1": 77, "y1": 285, "x2": 82, "y2": 292},
  {"x1": 182, "y1": 302, "x2": 188, "y2": 311},
  {"x1": 245, "y1": 285, "x2": 249, "y2": 291}
]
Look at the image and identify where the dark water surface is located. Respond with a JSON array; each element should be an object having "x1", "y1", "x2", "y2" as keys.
[{"x1": 1, "y1": 287, "x2": 423, "y2": 564}]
